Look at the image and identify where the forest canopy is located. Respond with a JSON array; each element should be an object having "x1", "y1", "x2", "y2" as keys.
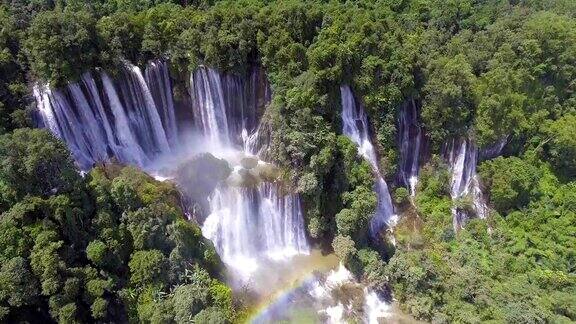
[{"x1": 0, "y1": 0, "x2": 575, "y2": 323}]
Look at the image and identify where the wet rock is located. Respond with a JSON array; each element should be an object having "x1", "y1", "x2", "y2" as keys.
[
  {"x1": 228, "y1": 168, "x2": 260, "y2": 187},
  {"x1": 173, "y1": 153, "x2": 231, "y2": 220},
  {"x1": 240, "y1": 156, "x2": 259, "y2": 169},
  {"x1": 254, "y1": 162, "x2": 280, "y2": 182}
]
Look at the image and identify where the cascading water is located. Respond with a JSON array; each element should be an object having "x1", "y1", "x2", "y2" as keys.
[
  {"x1": 34, "y1": 61, "x2": 181, "y2": 170},
  {"x1": 100, "y1": 71, "x2": 150, "y2": 166},
  {"x1": 445, "y1": 139, "x2": 488, "y2": 230},
  {"x1": 202, "y1": 182, "x2": 309, "y2": 280},
  {"x1": 340, "y1": 85, "x2": 397, "y2": 236},
  {"x1": 189, "y1": 66, "x2": 231, "y2": 146},
  {"x1": 397, "y1": 99, "x2": 423, "y2": 196},
  {"x1": 36, "y1": 74, "x2": 139, "y2": 169},
  {"x1": 188, "y1": 65, "x2": 309, "y2": 284},
  {"x1": 190, "y1": 65, "x2": 268, "y2": 148},
  {"x1": 145, "y1": 60, "x2": 179, "y2": 148},
  {"x1": 34, "y1": 83, "x2": 104, "y2": 169},
  {"x1": 115, "y1": 62, "x2": 171, "y2": 155}
]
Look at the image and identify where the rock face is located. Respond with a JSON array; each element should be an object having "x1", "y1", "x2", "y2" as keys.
[{"x1": 173, "y1": 153, "x2": 231, "y2": 220}]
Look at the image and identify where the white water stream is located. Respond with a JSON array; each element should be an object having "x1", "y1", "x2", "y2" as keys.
[
  {"x1": 340, "y1": 85, "x2": 398, "y2": 235},
  {"x1": 445, "y1": 139, "x2": 488, "y2": 230},
  {"x1": 397, "y1": 100, "x2": 423, "y2": 196}
]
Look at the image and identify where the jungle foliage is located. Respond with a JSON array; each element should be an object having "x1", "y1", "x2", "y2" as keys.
[
  {"x1": 0, "y1": 0, "x2": 575, "y2": 322},
  {"x1": 0, "y1": 129, "x2": 233, "y2": 323}
]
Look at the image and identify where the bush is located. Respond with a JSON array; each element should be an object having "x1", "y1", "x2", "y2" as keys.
[
  {"x1": 394, "y1": 187, "x2": 410, "y2": 206},
  {"x1": 332, "y1": 235, "x2": 357, "y2": 264},
  {"x1": 128, "y1": 250, "x2": 168, "y2": 287},
  {"x1": 193, "y1": 307, "x2": 228, "y2": 324},
  {"x1": 90, "y1": 297, "x2": 108, "y2": 319}
]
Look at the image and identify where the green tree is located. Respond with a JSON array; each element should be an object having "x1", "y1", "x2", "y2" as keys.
[
  {"x1": 544, "y1": 114, "x2": 576, "y2": 179},
  {"x1": 479, "y1": 156, "x2": 540, "y2": 214},
  {"x1": 422, "y1": 54, "x2": 476, "y2": 144},
  {"x1": 0, "y1": 129, "x2": 81, "y2": 209},
  {"x1": 0, "y1": 257, "x2": 39, "y2": 308},
  {"x1": 172, "y1": 283, "x2": 209, "y2": 322},
  {"x1": 129, "y1": 249, "x2": 168, "y2": 287},
  {"x1": 0, "y1": 6, "x2": 28, "y2": 133},
  {"x1": 97, "y1": 11, "x2": 144, "y2": 65},
  {"x1": 24, "y1": 8, "x2": 99, "y2": 85}
]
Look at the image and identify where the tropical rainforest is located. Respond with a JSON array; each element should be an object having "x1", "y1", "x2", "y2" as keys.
[{"x1": 0, "y1": 0, "x2": 575, "y2": 323}]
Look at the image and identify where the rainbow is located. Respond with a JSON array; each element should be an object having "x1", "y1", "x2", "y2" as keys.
[{"x1": 244, "y1": 272, "x2": 322, "y2": 323}]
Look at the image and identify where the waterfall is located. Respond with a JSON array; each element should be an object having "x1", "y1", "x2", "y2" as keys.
[
  {"x1": 189, "y1": 66, "x2": 268, "y2": 148},
  {"x1": 34, "y1": 63, "x2": 297, "y2": 274},
  {"x1": 34, "y1": 63, "x2": 394, "y2": 319},
  {"x1": 202, "y1": 182, "x2": 309, "y2": 278},
  {"x1": 340, "y1": 85, "x2": 397, "y2": 236},
  {"x1": 116, "y1": 62, "x2": 171, "y2": 156},
  {"x1": 190, "y1": 67, "x2": 231, "y2": 146},
  {"x1": 34, "y1": 61, "x2": 181, "y2": 170},
  {"x1": 186, "y1": 66, "x2": 309, "y2": 282},
  {"x1": 81, "y1": 73, "x2": 118, "y2": 153},
  {"x1": 397, "y1": 99, "x2": 423, "y2": 196},
  {"x1": 100, "y1": 71, "x2": 149, "y2": 166},
  {"x1": 445, "y1": 139, "x2": 488, "y2": 230},
  {"x1": 35, "y1": 62, "x2": 269, "y2": 170},
  {"x1": 145, "y1": 60, "x2": 178, "y2": 148},
  {"x1": 34, "y1": 72, "x2": 150, "y2": 169},
  {"x1": 34, "y1": 83, "x2": 99, "y2": 169}
]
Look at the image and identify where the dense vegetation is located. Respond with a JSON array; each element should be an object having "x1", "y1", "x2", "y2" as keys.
[
  {"x1": 389, "y1": 154, "x2": 575, "y2": 322},
  {"x1": 0, "y1": 129, "x2": 233, "y2": 322},
  {"x1": 0, "y1": 0, "x2": 575, "y2": 323}
]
